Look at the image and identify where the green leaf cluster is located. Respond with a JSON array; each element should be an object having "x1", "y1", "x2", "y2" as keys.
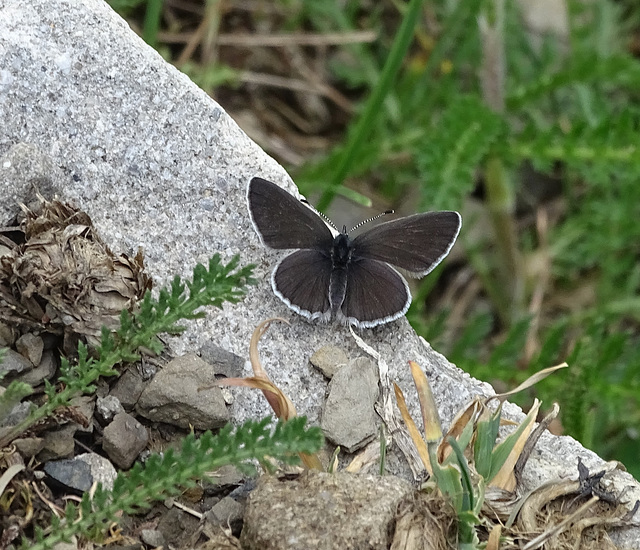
[
  {"x1": 428, "y1": 404, "x2": 533, "y2": 547},
  {"x1": 417, "y1": 96, "x2": 505, "y2": 210}
]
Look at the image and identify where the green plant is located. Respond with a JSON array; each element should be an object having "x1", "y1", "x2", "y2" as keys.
[
  {"x1": 27, "y1": 417, "x2": 323, "y2": 550},
  {"x1": 0, "y1": 254, "x2": 325, "y2": 548},
  {"x1": 0, "y1": 254, "x2": 255, "y2": 447},
  {"x1": 394, "y1": 361, "x2": 559, "y2": 548}
]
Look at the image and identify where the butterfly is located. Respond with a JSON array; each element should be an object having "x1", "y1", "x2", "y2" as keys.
[{"x1": 247, "y1": 177, "x2": 461, "y2": 328}]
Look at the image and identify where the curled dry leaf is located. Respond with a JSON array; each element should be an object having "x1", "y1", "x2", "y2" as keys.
[
  {"x1": 221, "y1": 376, "x2": 297, "y2": 421},
  {"x1": 246, "y1": 317, "x2": 296, "y2": 419},
  {"x1": 436, "y1": 398, "x2": 483, "y2": 466},
  {"x1": 408, "y1": 361, "x2": 442, "y2": 444},
  {"x1": 0, "y1": 464, "x2": 25, "y2": 500},
  {"x1": 0, "y1": 197, "x2": 151, "y2": 352},
  {"x1": 218, "y1": 317, "x2": 323, "y2": 471},
  {"x1": 512, "y1": 466, "x2": 633, "y2": 550}
]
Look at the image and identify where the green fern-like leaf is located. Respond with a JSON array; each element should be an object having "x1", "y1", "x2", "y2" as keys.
[
  {"x1": 30, "y1": 417, "x2": 323, "y2": 550},
  {"x1": 515, "y1": 112, "x2": 640, "y2": 180},
  {"x1": 507, "y1": 53, "x2": 640, "y2": 110},
  {"x1": 417, "y1": 95, "x2": 505, "y2": 210}
]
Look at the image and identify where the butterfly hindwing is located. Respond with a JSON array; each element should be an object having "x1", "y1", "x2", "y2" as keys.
[
  {"x1": 339, "y1": 257, "x2": 411, "y2": 328},
  {"x1": 352, "y1": 211, "x2": 461, "y2": 276},
  {"x1": 248, "y1": 177, "x2": 334, "y2": 250},
  {"x1": 272, "y1": 249, "x2": 333, "y2": 320}
]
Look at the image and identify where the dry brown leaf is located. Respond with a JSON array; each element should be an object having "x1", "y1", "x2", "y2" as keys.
[
  {"x1": 408, "y1": 360, "x2": 443, "y2": 443},
  {"x1": 486, "y1": 524, "x2": 502, "y2": 550},
  {"x1": 492, "y1": 363, "x2": 568, "y2": 402},
  {"x1": 489, "y1": 400, "x2": 540, "y2": 491},
  {"x1": 437, "y1": 398, "x2": 483, "y2": 464},
  {"x1": 394, "y1": 382, "x2": 432, "y2": 474},
  {"x1": 0, "y1": 197, "x2": 151, "y2": 352},
  {"x1": 220, "y1": 317, "x2": 323, "y2": 471},
  {"x1": 219, "y1": 376, "x2": 297, "y2": 421}
]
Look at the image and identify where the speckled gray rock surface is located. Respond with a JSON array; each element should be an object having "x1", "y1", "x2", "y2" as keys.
[
  {"x1": 0, "y1": 0, "x2": 488, "y2": 464},
  {"x1": 1, "y1": 1, "x2": 639, "y2": 546}
]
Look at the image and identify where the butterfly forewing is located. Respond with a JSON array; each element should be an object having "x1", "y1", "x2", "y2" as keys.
[
  {"x1": 352, "y1": 211, "x2": 461, "y2": 276},
  {"x1": 248, "y1": 177, "x2": 334, "y2": 250},
  {"x1": 272, "y1": 249, "x2": 333, "y2": 320},
  {"x1": 339, "y1": 258, "x2": 411, "y2": 327}
]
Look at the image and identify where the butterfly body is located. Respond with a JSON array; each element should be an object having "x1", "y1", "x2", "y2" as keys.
[
  {"x1": 247, "y1": 177, "x2": 461, "y2": 328},
  {"x1": 327, "y1": 232, "x2": 353, "y2": 320}
]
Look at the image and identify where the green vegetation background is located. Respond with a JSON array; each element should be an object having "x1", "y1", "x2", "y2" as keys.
[{"x1": 109, "y1": 0, "x2": 640, "y2": 478}]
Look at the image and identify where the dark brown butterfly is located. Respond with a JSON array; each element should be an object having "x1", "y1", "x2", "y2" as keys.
[{"x1": 247, "y1": 177, "x2": 461, "y2": 328}]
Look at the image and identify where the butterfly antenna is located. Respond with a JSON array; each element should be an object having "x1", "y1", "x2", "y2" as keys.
[
  {"x1": 350, "y1": 210, "x2": 394, "y2": 233},
  {"x1": 300, "y1": 198, "x2": 339, "y2": 231}
]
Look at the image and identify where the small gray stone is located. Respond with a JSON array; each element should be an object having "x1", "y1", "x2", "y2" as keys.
[
  {"x1": 156, "y1": 507, "x2": 200, "y2": 547},
  {"x1": 0, "y1": 349, "x2": 33, "y2": 377},
  {"x1": 206, "y1": 464, "x2": 245, "y2": 494},
  {"x1": 102, "y1": 411, "x2": 149, "y2": 469},
  {"x1": 199, "y1": 342, "x2": 246, "y2": 379},
  {"x1": 69, "y1": 395, "x2": 95, "y2": 433},
  {"x1": 96, "y1": 395, "x2": 124, "y2": 423},
  {"x1": 15, "y1": 333, "x2": 44, "y2": 366},
  {"x1": 140, "y1": 529, "x2": 165, "y2": 548},
  {"x1": 321, "y1": 357, "x2": 379, "y2": 453},
  {"x1": 44, "y1": 452, "x2": 116, "y2": 493},
  {"x1": 109, "y1": 367, "x2": 145, "y2": 410},
  {"x1": 0, "y1": 398, "x2": 32, "y2": 427},
  {"x1": 310, "y1": 345, "x2": 349, "y2": 379},
  {"x1": 38, "y1": 424, "x2": 78, "y2": 461},
  {"x1": 0, "y1": 322, "x2": 16, "y2": 347},
  {"x1": 13, "y1": 437, "x2": 45, "y2": 457},
  {"x1": 13, "y1": 350, "x2": 57, "y2": 386},
  {"x1": 136, "y1": 353, "x2": 230, "y2": 430},
  {"x1": 44, "y1": 458, "x2": 92, "y2": 493},
  {"x1": 206, "y1": 496, "x2": 244, "y2": 530},
  {"x1": 76, "y1": 452, "x2": 117, "y2": 491}
]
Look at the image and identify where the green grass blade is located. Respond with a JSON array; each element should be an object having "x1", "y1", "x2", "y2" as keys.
[{"x1": 316, "y1": 0, "x2": 426, "y2": 211}]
